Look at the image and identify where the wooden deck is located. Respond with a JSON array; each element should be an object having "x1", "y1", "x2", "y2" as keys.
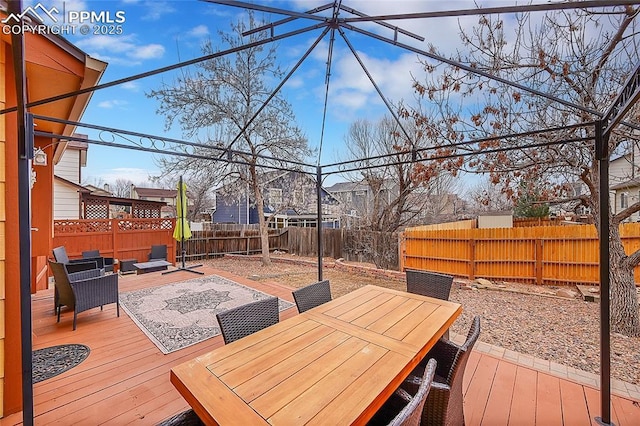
[{"x1": 2, "y1": 266, "x2": 639, "y2": 425}]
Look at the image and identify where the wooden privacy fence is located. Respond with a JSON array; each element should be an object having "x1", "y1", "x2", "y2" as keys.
[
  {"x1": 401, "y1": 223, "x2": 640, "y2": 285},
  {"x1": 183, "y1": 228, "x2": 287, "y2": 259},
  {"x1": 179, "y1": 226, "x2": 399, "y2": 269},
  {"x1": 53, "y1": 218, "x2": 177, "y2": 264}
]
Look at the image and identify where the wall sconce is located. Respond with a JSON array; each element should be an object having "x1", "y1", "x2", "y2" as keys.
[{"x1": 33, "y1": 147, "x2": 47, "y2": 166}]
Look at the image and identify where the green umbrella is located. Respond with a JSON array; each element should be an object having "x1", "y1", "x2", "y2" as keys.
[
  {"x1": 173, "y1": 177, "x2": 192, "y2": 241},
  {"x1": 165, "y1": 176, "x2": 203, "y2": 275}
]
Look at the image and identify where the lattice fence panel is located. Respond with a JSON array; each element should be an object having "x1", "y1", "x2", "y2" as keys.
[
  {"x1": 84, "y1": 198, "x2": 110, "y2": 219},
  {"x1": 54, "y1": 219, "x2": 112, "y2": 233}
]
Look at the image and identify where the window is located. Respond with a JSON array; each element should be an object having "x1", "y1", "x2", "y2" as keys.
[
  {"x1": 293, "y1": 189, "x2": 304, "y2": 205},
  {"x1": 269, "y1": 188, "x2": 283, "y2": 205},
  {"x1": 621, "y1": 192, "x2": 628, "y2": 209}
]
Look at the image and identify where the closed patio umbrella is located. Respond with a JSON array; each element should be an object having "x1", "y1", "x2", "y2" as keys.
[{"x1": 164, "y1": 176, "x2": 203, "y2": 275}]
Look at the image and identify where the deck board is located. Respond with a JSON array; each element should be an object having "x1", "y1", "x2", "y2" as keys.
[
  {"x1": 535, "y1": 371, "x2": 563, "y2": 425},
  {"x1": 508, "y1": 366, "x2": 537, "y2": 425},
  {"x1": 1, "y1": 265, "x2": 639, "y2": 425}
]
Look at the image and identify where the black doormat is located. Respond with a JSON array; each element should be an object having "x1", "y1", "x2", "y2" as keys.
[{"x1": 32, "y1": 344, "x2": 90, "y2": 383}]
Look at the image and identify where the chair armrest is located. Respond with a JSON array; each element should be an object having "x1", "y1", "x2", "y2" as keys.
[{"x1": 68, "y1": 268, "x2": 103, "y2": 281}]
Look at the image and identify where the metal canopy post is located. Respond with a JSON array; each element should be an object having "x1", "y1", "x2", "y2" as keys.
[
  {"x1": 595, "y1": 120, "x2": 613, "y2": 426},
  {"x1": 316, "y1": 166, "x2": 323, "y2": 281},
  {"x1": 10, "y1": 0, "x2": 34, "y2": 422}
]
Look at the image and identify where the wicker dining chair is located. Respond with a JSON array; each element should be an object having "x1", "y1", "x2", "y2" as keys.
[
  {"x1": 406, "y1": 269, "x2": 455, "y2": 340},
  {"x1": 405, "y1": 269, "x2": 454, "y2": 301},
  {"x1": 368, "y1": 358, "x2": 437, "y2": 426},
  {"x1": 48, "y1": 260, "x2": 120, "y2": 330},
  {"x1": 292, "y1": 280, "x2": 332, "y2": 313},
  {"x1": 216, "y1": 296, "x2": 279, "y2": 344},
  {"x1": 403, "y1": 316, "x2": 481, "y2": 426}
]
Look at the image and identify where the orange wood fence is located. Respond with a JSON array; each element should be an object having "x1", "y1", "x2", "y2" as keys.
[
  {"x1": 53, "y1": 218, "x2": 177, "y2": 265},
  {"x1": 400, "y1": 223, "x2": 640, "y2": 285}
]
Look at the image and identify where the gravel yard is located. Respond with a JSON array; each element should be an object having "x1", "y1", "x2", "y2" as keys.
[{"x1": 202, "y1": 254, "x2": 640, "y2": 386}]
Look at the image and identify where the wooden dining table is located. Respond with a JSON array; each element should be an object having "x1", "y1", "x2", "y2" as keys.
[{"x1": 170, "y1": 284, "x2": 462, "y2": 425}]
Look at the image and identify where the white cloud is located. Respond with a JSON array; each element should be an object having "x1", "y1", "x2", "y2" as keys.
[
  {"x1": 130, "y1": 44, "x2": 165, "y2": 59},
  {"x1": 98, "y1": 100, "x2": 128, "y2": 109},
  {"x1": 188, "y1": 25, "x2": 209, "y2": 38},
  {"x1": 120, "y1": 81, "x2": 140, "y2": 91},
  {"x1": 140, "y1": 1, "x2": 176, "y2": 21},
  {"x1": 94, "y1": 168, "x2": 159, "y2": 185},
  {"x1": 76, "y1": 34, "x2": 164, "y2": 65}
]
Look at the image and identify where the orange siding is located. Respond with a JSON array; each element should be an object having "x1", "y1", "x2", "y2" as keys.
[
  {"x1": 3, "y1": 40, "x2": 22, "y2": 416},
  {"x1": 402, "y1": 223, "x2": 640, "y2": 286}
]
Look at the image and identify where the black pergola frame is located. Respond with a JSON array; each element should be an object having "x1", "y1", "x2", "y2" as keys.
[{"x1": 8, "y1": 1, "x2": 640, "y2": 425}]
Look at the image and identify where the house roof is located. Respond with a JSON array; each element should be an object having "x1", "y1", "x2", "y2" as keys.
[
  {"x1": 611, "y1": 178, "x2": 640, "y2": 190},
  {"x1": 54, "y1": 175, "x2": 91, "y2": 193},
  {"x1": 134, "y1": 187, "x2": 178, "y2": 198},
  {"x1": 325, "y1": 181, "x2": 364, "y2": 193}
]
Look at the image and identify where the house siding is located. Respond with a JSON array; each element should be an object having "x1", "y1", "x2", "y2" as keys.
[
  {"x1": 55, "y1": 149, "x2": 81, "y2": 183},
  {"x1": 214, "y1": 193, "x2": 252, "y2": 224},
  {"x1": 54, "y1": 182, "x2": 80, "y2": 219}
]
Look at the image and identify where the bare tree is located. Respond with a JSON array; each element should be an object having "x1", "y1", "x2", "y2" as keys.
[
  {"x1": 409, "y1": 6, "x2": 640, "y2": 335},
  {"x1": 148, "y1": 13, "x2": 310, "y2": 265},
  {"x1": 341, "y1": 116, "x2": 458, "y2": 232},
  {"x1": 111, "y1": 178, "x2": 134, "y2": 198},
  {"x1": 468, "y1": 177, "x2": 513, "y2": 214}
]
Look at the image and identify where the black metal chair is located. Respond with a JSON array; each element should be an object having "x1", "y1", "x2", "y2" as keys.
[
  {"x1": 82, "y1": 249, "x2": 115, "y2": 273},
  {"x1": 216, "y1": 297, "x2": 279, "y2": 344},
  {"x1": 48, "y1": 260, "x2": 120, "y2": 330},
  {"x1": 292, "y1": 280, "x2": 332, "y2": 313},
  {"x1": 402, "y1": 316, "x2": 481, "y2": 426},
  {"x1": 148, "y1": 244, "x2": 168, "y2": 261},
  {"x1": 368, "y1": 358, "x2": 437, "y2": 426}
]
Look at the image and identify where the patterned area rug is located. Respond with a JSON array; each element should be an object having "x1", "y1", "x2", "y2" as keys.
[
  {"x1": 32, "y1": 344, "x2": 90, "y2": 383},
  {"x1": 119, "y1": 275, "x2": 294, "y2": 354}
]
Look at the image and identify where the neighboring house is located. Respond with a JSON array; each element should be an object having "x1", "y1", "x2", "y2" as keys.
[
  {"x1": 213, "y1": 171, "x2": 341, "y2": 228},
  {"x1": 326, "y1": 180, "x2": 467, "y2": 228},
  {"x1": 325, "y1": 181, "x2": 387, "y2": 222},
  {"x1": 52, "y1": 136, "x2": 88, "y2": 219},
  {"x1": 131, "y1": 186, "x2": 181, "y2": 218},
  {"x1": 2, "y1": 12, "x2": 107, "y2": 417},
  {"x1": 611, "y1": 178, "x2": 640, "y2": 222},
  {"x1": 561, "y1": 140, "x2": 640, "y2": 220},
  {"x1": 53, "y1": 175, "x2": 90, "y2": 219}
]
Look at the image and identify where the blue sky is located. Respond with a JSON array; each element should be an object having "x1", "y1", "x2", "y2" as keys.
[{"x1": 33, "y1": 0, "x2": 548, "y2": 187}]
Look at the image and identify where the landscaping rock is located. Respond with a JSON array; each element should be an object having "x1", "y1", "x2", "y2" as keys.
[
  {"x1": 475, "y1": 278, "x2": 493, "y2": 287},
  {"x1": 556, "y1": 289, "x2": 578, "y2": 298}
]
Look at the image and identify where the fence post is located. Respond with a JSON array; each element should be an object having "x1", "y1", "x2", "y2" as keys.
[
  {"x1": 398, "y1": 232, "x2": 405, "y2": 271},
  {"x1": 535, "y1": 238, "x2": 543, "y2": 285},
  {"x1": 112, "y1": 219, "x2": 118, "y2": 261},
  {"x1": 469, "y1": 239, "x2": 476, "y2": 280}
]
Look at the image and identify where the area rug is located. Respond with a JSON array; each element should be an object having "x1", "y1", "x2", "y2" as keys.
[
  {"x1": 32, "y1": 344, "x2": 90, "y2": 383},
  {"x1": 119, "y1": 275, "x2": 295, "y2": 354}
]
